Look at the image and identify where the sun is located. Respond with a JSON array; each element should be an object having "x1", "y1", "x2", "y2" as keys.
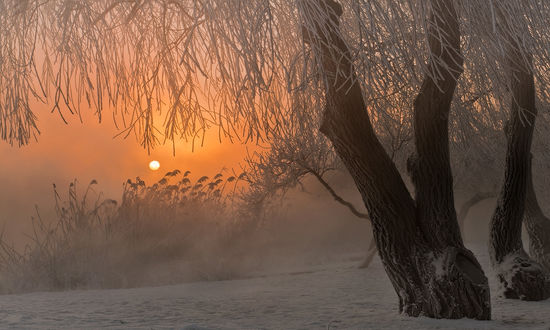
[{"x1": 149, "y1": 160, "x2": 160, "y2": 171}]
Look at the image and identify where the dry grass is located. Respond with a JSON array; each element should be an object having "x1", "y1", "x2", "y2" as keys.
[
  {"x1": 0, "y1": 166, "x2": 371, "y2": 295},
  {"x1": 0, "y1": 170, "x2": 250, "y2": 293}
]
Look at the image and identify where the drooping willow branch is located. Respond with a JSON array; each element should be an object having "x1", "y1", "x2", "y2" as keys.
[{"x1": 1, "y1": 0, "x2": 550, "y2": 152}]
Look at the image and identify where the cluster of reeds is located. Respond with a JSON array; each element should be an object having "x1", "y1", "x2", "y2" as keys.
[{"x1": 0, "y1": 170, "x2": 248, "y2": 293}]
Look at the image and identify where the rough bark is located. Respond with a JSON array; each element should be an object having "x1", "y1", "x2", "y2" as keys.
[
  {"x1": 489, "y1": 29, "x2": 550, "y2": 300},
  {"x1": 300, "y1": 0, "x2": 490, "y2": 319},
  {"x1": 407, "y1": 1, "x2": 464, "y2": 249},
  {"x1": 524, "y1": 157, "x2": 550, "y2": 272},
  {"x1": 458, "y1": 192, "x2": 496, "y2": 237}
]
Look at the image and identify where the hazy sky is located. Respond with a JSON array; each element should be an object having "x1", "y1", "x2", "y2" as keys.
[{"x1": 0, "y1": 105, "x2": 252, "y2": 244}]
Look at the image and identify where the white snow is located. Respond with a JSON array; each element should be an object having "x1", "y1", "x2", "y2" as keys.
[
  {"x1": 429, "y1": 252, "x2": 447, "y2": 280},
  {"x1": 0, "y1": 243, "x2": 549, "y2": 329},
  {"x1": 492, "y1": 249, "x2": 545, "y2": 298},
  {"x1": 494, "y1": 252, "x2": 524, "y2": 296}
]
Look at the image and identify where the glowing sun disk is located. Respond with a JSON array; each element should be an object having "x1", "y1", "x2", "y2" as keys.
[{"x1": 149, "y1": 160, "x2": 160, "y2": 171}]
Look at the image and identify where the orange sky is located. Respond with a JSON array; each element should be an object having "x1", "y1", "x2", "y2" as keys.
[{"x1": 0, "y1": 105, "x2": 256, "y2": 243}]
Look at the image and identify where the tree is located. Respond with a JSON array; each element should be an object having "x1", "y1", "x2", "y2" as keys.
[
  {"x1": 4, "y1": 0, "x2": 550, "y2": 320},
  {"x1": 525, "y1": 157, "x2": 550, "y2": 272},
  {"x1": 525, "y1": 103, "x2": 550, "y2": 272},
  {"x1": 487, "y1": 2, "x2": 550, "y2": 300},
  {"x1": 300, "y1": 0, "x2": 490, "y2": 318}
]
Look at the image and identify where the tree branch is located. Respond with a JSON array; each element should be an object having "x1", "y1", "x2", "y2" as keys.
[{"x1": 304, "y1": 167, "x2": 368, "y2": 220}]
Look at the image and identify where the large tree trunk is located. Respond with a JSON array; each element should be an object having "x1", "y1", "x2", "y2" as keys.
[
  {"x1": 524, "y1": 158, "x2": 550, "y2": 272},
  {"x1": 300, "y1": 0, "x2": 490, "y2": 319},
  {"x1": 488, "y1": 25, "x2": 550, "y2": 300}
]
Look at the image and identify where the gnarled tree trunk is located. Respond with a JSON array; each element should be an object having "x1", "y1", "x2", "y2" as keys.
[
  {"x1": 524, "y1": 158, "x2": 550, "y2": 272},
  {"x1": 300, "y1": 0, "x2": 490, "y2": 319},
  {"x1": 488, "y1": 25, "x2": 550, "y2": 300}
]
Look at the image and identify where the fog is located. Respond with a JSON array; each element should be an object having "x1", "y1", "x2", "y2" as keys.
[
  {"x1": 0, "y1": 108, "x2": 251, "y2": 250},
  {"x1": 0, "y1": 106, "x2": 522, "y2": 296},
  {"x1": 0, "y1": 108, "x2": 374, "y2": 293},
  {"x1": 0, "y1": 120, "x2": 506, "y2": 294},
  {"x1": 0, "y1": 107, "x2": 508, "y2": 290}
]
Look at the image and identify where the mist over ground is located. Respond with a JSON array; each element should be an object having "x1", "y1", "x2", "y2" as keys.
[
  {"x1": 0, "y1": 106, "x2": 532, "y2": 294},
  {"x1": 0, "y1": 151, "x2": 511, "y2": 295},
  {"x1": 0, "y1": 108, "x2": 251, "y2": 251},
  {"x1": 0, "y1": 165, "x2": 373, "y2": 292}
]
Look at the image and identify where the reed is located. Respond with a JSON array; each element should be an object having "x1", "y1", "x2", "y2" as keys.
[{"x1": 0, "y1": 169, "x2": 248, "y2": 293}]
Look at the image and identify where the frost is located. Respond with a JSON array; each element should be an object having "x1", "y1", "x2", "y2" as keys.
[
  {"x1": 423, "y1": 251, "x2": 446, "y2": 280},
  {"x1": 493, "y1": 251, "x2": 536, "y2": 297},
  {"x1": 432, "y1": 254, "x2": 446, "y2": 280}
]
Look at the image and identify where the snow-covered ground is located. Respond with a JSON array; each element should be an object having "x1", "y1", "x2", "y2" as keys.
[{"x1": 0, "y1": 243, "x2": 549, "y2": 329}]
